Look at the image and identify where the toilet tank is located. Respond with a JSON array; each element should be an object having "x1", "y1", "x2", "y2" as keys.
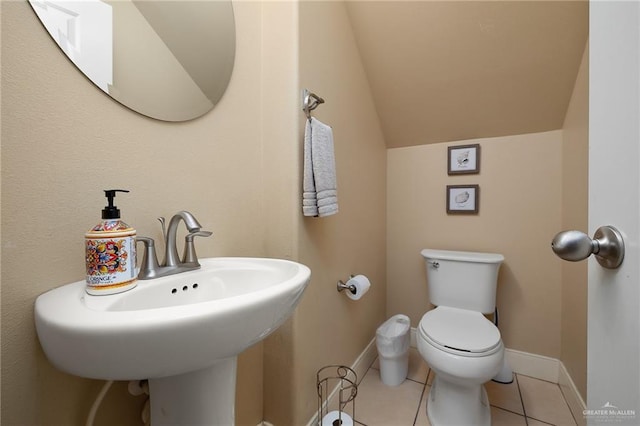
[{"x1": 421, "y1": 249, "x2": 504, "y2": 314}]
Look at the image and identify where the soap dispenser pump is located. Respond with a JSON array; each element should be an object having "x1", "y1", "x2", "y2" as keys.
[{"x1": 85, "y1": 189, "x2": 137, "y2": 295}]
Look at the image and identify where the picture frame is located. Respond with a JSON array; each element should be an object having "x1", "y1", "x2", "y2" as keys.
[
  {"x1": 448, "y1": 144, "x2": 480, "y2": 175},
  {"x1": 446, "y1": 185, "x2": 479, "y2": 214}
]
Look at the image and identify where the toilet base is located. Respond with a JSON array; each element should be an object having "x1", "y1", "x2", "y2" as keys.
[{"x1": 426, "y1": 374, "x2": 491, "y2": 426}]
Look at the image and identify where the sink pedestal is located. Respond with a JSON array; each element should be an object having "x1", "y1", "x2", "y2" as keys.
[{"x1": 149, "y1": 357, "x2": 237, "y2": 425}]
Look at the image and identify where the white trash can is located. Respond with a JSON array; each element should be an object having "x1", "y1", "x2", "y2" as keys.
[{"x1": 376, "y1": 314, "x2": 411, "y2": 386}]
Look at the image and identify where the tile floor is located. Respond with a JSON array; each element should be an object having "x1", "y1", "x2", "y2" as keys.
[{"x1": 345, "y1": 348, "x2": 577, "y2": 426}]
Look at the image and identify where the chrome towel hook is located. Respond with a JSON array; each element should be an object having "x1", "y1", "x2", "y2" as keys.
[{"x1": 302, "y1": 89, "x2": 324, "y2": 120}]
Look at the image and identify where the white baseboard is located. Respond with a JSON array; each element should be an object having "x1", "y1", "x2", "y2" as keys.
[
  {"x1": 504, "y1": 348, "x2": 560, "y2": 383},
  {"x1": 558, "y1": 362, "x2": 587, "y2": 426},
  {"x1": 351, "y1": 336, "x2": 379, "y2": 385}
]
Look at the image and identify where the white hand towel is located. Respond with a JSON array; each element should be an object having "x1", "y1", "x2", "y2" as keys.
[
  {"x1": 303, "y1": 118, "x2": 338, "y2": 217},
  {"x1": 303, "y1": 119, "x2": 319, "y2": 217}
]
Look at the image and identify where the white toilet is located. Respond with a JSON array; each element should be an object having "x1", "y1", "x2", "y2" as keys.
[{"x1": 417, "y1": 249, "x2": 505, "y2": 426}]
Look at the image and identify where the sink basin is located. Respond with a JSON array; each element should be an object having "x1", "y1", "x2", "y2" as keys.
[
  {"x1": 35, "y1": 257, "x2": 311, "y2": 380},
  {"x1": 35, "y1": 257, "x2": 310, "y2": 425}
]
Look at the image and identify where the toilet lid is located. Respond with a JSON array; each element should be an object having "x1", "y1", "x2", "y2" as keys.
[{"x1": 419, "y1": 306, "x2": 501, "y2": 353}]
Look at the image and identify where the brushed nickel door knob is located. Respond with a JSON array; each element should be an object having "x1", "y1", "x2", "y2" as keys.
[{"x1": 551, "y1": 225, "x2": 624, "y2": 269}]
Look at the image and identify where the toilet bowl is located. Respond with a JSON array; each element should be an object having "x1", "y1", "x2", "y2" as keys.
[
  {"x1": 417, "y1": 307, "x2": 504, "y2": 426},
  {"x1": 417, "y1": 249, "x2": 505, "y2": 426}
]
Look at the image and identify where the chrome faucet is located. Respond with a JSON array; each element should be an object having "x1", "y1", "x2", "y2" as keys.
[{"x1": 136, "y1": 211, "x2": 213, "y2": 280}]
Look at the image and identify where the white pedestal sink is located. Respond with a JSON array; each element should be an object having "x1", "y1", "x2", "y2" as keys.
[{"x1": 34, "y1": 257, "x2": 311, "y2": 425}]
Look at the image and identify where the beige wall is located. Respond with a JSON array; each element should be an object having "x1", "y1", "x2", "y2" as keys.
[
  {"x1": 387, "y1": 131, "x2": 564, "y2": 358},
  {"x1": 1, "y1": 2, "x2": 268, "y2": 424},
  {"x1": 560, "y1": 44, "x2": 589, "y2": 400},
  {"x1": 263, "y1": 1, "x2": 388, "y2": 424}
]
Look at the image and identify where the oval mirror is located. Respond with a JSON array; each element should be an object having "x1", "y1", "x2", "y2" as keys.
[{"x1": 28, "y1": 0, "x2": 236, "y2": 122}]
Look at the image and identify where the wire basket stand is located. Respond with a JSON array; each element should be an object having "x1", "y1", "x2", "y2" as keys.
[{"x1": 316, "y1": 365, "x2": 358, "y2": 426}]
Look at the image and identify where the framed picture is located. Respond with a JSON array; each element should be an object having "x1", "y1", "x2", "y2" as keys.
[
  {"x1": 448, "y1": 144, "x2": 480, "y2": 175},
  {"x1": 447, "y1": 185, "x2": 479, "y2": 214}
]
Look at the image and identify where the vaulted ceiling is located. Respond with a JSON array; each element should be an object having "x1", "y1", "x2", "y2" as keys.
[{"x1": 345, "y1": 1, "x2": 589, "y2": 148}]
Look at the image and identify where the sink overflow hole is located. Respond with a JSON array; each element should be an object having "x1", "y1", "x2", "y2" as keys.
[{"x1": 170, "y1": 284, "x2": 200, "y2": 294}]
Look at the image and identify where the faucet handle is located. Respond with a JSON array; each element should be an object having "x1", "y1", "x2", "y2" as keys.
[
  {"x1": 157, "y1": 217, "x2": 167, "y2": 240},
  {"x1": 135, "y1": 236, "x2": 161, "y2": 280},
  {"x1": 182, "y1": 231, "x2": 213, "y2": 265},
  {"x1": 187, "y1": 231, "x2": 213, "y2": 238}
]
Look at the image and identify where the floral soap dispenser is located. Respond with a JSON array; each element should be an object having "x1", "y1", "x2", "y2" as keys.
[{"x1": 85, "y1": 189, "x2": 137, "y2": 295}]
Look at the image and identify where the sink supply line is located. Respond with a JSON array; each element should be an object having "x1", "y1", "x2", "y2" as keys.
[{"x1": 85, "y1": 380, "x2": 113, "y2": 426}]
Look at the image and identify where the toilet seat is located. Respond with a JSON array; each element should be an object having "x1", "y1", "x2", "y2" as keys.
[{"x1": 419, "y1": 306, "x2": 502, "y2": 357}]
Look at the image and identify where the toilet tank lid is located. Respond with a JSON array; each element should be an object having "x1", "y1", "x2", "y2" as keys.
[{"x1": 421, "y1": 249, "x2": 504, "y2": 264}]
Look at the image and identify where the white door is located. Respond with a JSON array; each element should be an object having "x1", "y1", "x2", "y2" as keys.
[{"x1": 588, "y1": 1, "x2": 640, "y2": 423}]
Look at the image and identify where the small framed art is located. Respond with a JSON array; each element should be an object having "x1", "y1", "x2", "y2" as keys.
[
  {"x1": 448, "y1": 144, "x2": 480, "y2": 175},
  {"x1": 446, "y1": 184, "x2": 479, "y2": 214}
]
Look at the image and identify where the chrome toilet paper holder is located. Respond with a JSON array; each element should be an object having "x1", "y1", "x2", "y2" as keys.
[{"x1": 337, "y1": 275, "x2": 357, "y2": 294}]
